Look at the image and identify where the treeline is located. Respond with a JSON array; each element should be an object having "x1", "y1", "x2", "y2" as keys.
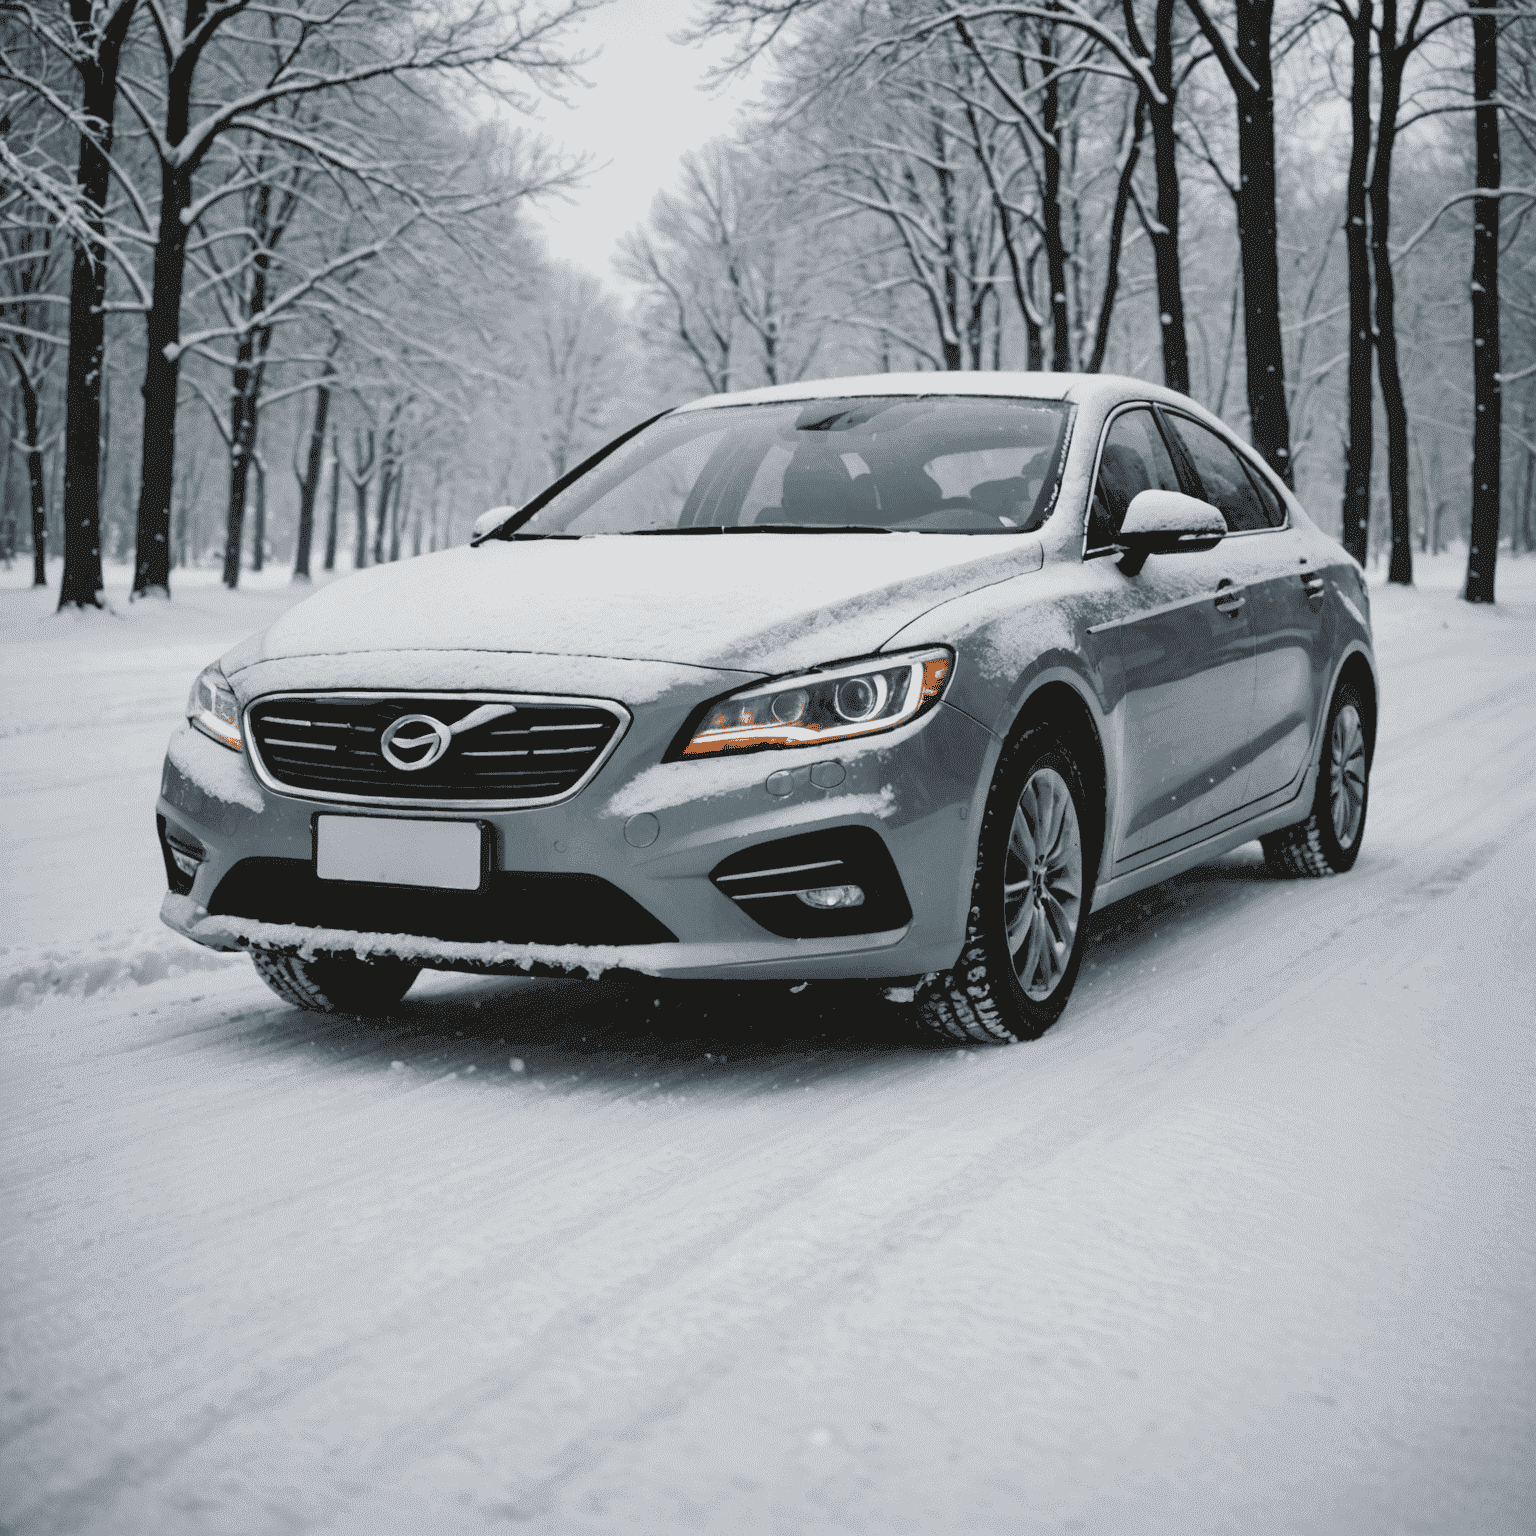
[
  {"x1": 3, "y1": 0, "x2": 1533, "y2": 608},
  {"x1": 620, "y1": 0, "x2": 1536, "y2": 601},
  {"x1": 0, "y1": 0, "x2": 658, "y2": 604}
]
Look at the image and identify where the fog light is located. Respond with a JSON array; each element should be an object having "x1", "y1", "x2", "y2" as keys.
[
  {"x1": 165, "y1": 833, "x2": 204, "y2": 879},
  {"x1": 796, "y1": 884, "x2": 865, "y2": 910}
]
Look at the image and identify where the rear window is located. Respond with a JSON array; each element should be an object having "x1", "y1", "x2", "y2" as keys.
[{"x1": 503, "y1": 396, "x2": 1074, "y2": 537}]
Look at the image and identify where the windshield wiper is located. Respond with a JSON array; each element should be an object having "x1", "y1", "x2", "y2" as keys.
[{"x1": 630, "y1": 523, "x2": 892, "y2": 535}]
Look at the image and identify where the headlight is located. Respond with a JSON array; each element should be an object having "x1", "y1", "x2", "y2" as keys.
[
  {"x1": 681, "y1": 647, "x2": 952, "y2": 758},
  {"x1": 187, "y1": 663, "x2": 242, "y2": 751}
]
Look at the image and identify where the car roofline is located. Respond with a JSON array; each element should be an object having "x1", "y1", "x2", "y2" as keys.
[
  {"x1": 670, "y1": 371, "x2": 1238, "y2": 423},
  {"x1": 671, "y1": 372, "x2": 1079, "y2": 412}
]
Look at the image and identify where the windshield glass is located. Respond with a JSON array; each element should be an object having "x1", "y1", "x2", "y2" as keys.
[{"x1": 502, "y1": 395, "x2": 1074, "y2": 537}]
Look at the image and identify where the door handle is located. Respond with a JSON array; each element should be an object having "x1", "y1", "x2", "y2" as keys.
[{"x1": 1214, "y1": 581, "x2": 1245, "y2": 617}]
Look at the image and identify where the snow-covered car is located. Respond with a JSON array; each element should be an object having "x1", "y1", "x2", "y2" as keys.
[{"x1": 158, "y1": 374, "x2": 1377, "y2": 1043}]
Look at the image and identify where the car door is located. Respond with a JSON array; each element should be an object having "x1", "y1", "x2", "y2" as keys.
[
  {"x1": 1160, "y1": 411, "x2": 1327, "y2": 810},
  {"x1": 1085, "y1": 406, "x2": 1257, "y2": 868}
]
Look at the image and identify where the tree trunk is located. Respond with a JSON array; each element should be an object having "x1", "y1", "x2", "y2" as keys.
[
  {"x1": 1372, "y1": 6, "x2": 1412, "y2": 586},
  {"x1": 1024, "y1": 250, "x2": 1044, "y2": 371},
  {"x1": 373, "y1": 461, "x2": 391, "y2": 566},
  {"x1": 1147, "y1": 0, "x2": 1190, "y2": 395},
  {"x1": 1522, "y1": 444, "x2": 1535, "y2": 551},
  {"x1": 132, "y1": 163, "x2": 192, "y2": 597},
  {"x1": 353, "y1": 480, "x2": 370, "y2": 570},
  {"x1": 251, "y1": 454, "x2": 266, "y2": 573},
  {"x1": 1087, "y1": 99, "x2": 1146, "y2": 374},
  {"x1": 1464, "y1": 0, "x2": 1501, "y2": 604},
  {"x1": 323, "y1": 429, "x2": 340, "y2": 572},
  {"x1": 388, "y1": 467, "x2": 405, "y2": 562},
  {"x1": 293, "y1": 379, "x2": 331, "y2": 580},
  {"x1": 11, "y1": 361, "x2": 48, "y2": 586},
  {"x1": 350, "y1": 428, "x2": 373, "y2": 571},
  {"x1": 57, "y1": 7, "x2": 137, "y2": 610},
  {"x1": 1041, "y1": 30, "x2": 1071, "y2": 373},
  {"x1": 222, "y1": 340, "x2": 256, "y2": 589},
  {"x1": 1231, "y1": 0, "x2": 1293, "y2": 484},
  {"x1": 1340, "y1": 0, "x2": 1373, "y2": 566}
]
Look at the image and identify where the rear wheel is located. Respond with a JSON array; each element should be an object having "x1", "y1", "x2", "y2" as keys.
[
  {"x1": 251, "y1": 951, "x2": 420, "y2": 1014},
  {"x1": 1261, "y1": 680, "x2": 1370, "y2": 878},
  {"x1": 913, "y1": 728, "x2": 1096, "y2": 1044}
]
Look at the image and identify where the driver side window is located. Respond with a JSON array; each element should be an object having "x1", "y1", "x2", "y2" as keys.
[{"x1": 1087, "y1": 409, "x2": 1181, "y2": 552}]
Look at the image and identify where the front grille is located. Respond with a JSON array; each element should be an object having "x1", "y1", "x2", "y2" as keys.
[
  {"x1": 210, "y1": 859, "x2": 676, "y2": 946},
  {"x1": 710, "y1": 827, "x2": 912, "y2": 938},
  {"x1": 246, "y1": 693, "x2": 626, "y2": 806}
]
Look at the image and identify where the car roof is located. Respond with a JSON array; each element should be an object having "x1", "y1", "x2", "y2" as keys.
[{"x1": 674, "y1": 371, "x2": 1192, "y2": 415}]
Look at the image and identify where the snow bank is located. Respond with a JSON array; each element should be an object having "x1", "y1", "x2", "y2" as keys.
[{"x1": 0, "y1": 935, "x2": 237, "y2": 1010}]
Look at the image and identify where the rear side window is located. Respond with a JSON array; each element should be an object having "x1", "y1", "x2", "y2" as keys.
[
  {"x1": 1164, "y1": 416, "x2": 1273, "y2": 532},
  {"x1": 1087, "y1": 408, "x2": 1181, "y2": 551},
  {"x1": 1241, "y1": 459, "x2": 1287, "y2": 527}
]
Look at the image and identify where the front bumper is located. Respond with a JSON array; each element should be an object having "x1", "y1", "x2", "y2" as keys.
[{"x1": 156, "y1": 672, "x2": 998, "y2": 983}]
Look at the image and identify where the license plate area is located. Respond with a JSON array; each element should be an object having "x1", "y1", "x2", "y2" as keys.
[{"x1": 314, "y1": 815, "x2": 490, "y2": 892}]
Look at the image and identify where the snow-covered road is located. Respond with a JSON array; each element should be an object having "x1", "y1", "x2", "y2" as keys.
[{"x1": 3, "y1": 558, "x2": 1533, "y2": 1534}]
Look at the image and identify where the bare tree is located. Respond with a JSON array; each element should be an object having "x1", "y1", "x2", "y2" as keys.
[
  {"x1": 1178, "y1": 0, "x2": 1295, "y2": 482},
  {"x1": 0, "y1": 195, "x2": 64, "y2": 585},
  {"x1": 2, "y1": 0, "x2": 142, "y2": 607},
  {"x1": 322, "y1": 425, "x2": 341, "y2": 571},
  {"x1": 618, "y1": 142, "x2": 822, "y2": 390},
  {"x1": 532, "y1": 267, "x2": 630, "y2": 476},
  {"x1": 107, "y1": 0, "x2": 591, "y2": 597},
  {"x1": 292, "y1": 355, "x2": 334, "y2": 580},
  {"x1": 1466, "y1": 0, "x2": 1502, "y2": 601},
  {"x1": 1331, "y1": 0, "x2": 1375, "y2": 564}
]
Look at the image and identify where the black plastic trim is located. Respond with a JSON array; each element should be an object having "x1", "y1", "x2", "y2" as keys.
[
  {"x1": 710, "y1": 826, "x2": 911, "y2": 938},
  {"x1": 209, "y1": 859, "x2": 677, "y2": 946}
]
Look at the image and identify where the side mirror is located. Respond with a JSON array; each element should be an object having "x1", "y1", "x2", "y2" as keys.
[
  {"x1": 1115, "y1": 490, "x2": 1225, "y2": 574},
  {"x1": 471, "y1": 505, "x2": 519, "y2": 545}
]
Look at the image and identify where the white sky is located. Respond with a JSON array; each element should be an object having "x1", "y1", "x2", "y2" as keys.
[{"x1": 520, "y1": 0, "x2": 753, "y2": 282}]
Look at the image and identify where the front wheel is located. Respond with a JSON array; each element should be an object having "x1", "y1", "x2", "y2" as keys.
[
  {"x1": 913, "y1": 728, "x2": 1096, "y2": 1045},
  {"x1": 251, "y1": 951, "x2": 420, "y2": 1014},
  {"x1": 1261, "y1": 680, "x2": 1370, "y2": 878}
]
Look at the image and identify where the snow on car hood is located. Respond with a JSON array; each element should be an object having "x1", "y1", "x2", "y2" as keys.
[{"x1": 222, "y1": 535, "x2": 1045, "y2": 675}]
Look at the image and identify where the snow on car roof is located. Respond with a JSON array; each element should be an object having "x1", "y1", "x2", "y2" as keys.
[{"x1": 673, "y1": 371, "x2": 1164, "y2": 414}]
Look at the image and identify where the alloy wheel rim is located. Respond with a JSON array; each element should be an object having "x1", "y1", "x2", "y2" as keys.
[
  {"x1": 1003, "y1": 767, "x2": 1083, "y2": 1001},
  {"x1": 1330, "y1": 703, "x2": 1367, "y2": 848}
]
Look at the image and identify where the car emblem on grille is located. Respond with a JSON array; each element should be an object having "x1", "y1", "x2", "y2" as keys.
[{"x1": 380, "y1": 713, "x2": 455, "y2": 772}]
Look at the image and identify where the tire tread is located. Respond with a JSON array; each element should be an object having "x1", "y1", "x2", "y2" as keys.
[
  {"x1": 250, "y1": 951, "x2": 418, "y2": 1014},
  {"x1": 911, "y1": 725, "x2": 1094, "y2": 1045}
]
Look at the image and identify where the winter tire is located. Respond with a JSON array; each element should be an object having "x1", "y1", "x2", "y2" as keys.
[
  {"x1": 912, "y1": 726, "x2": 1096, "y2": 1045},
  {"x1": 1261, "y1": 679, "x2": 1370, "y2": 878},
  {"x1": 251, "y1": 951, "x2": 420, "y2": 1014}
]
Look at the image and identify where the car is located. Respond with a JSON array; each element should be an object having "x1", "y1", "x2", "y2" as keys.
[{"x1": 157, "y1": 373, "x2": 1377, "y2": 1043}]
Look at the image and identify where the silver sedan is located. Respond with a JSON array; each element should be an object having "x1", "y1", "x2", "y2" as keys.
[{"x1": 158, "y1": 374, "x2": 1377, "y2": 1043}]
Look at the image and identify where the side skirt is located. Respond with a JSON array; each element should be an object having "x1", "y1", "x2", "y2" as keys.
[{"x1": 1092, "y1": 765, "x2": 1319, "y2": 911}]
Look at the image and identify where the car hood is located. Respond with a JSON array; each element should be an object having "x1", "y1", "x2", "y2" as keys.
[{"x1": 221, "y1": 535, "x2": 1044, "y2": 677}]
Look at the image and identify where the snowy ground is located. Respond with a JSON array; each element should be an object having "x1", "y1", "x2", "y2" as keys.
[{"x1": 2, "y1": 552, "x2": 1534, "y2": 1534}]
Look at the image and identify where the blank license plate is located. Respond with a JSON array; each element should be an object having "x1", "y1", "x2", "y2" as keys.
[{"x1": 315, "y1": 816, "x2": 485, "y2": 891}]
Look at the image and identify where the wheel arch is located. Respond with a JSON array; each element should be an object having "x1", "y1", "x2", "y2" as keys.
[
  {"x1": 1333, "y1": 645, "x2": 1379, "y2": 765},
  {"x1": 1006, "y1": 676, "x2": 1109, "y2": 881}
]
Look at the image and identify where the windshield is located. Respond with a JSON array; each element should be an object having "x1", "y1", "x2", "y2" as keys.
[{"x1": 501, "y1": 395, "x2": 1074, "y2": 537}]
